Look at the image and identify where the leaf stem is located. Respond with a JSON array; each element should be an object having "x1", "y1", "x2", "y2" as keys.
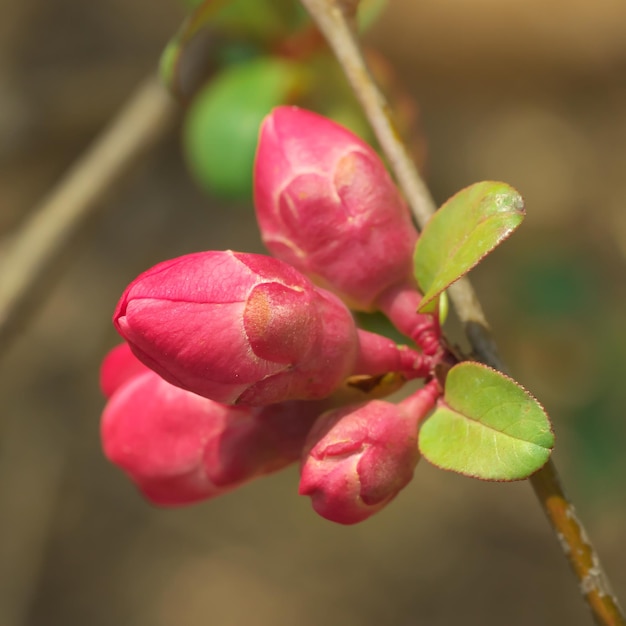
[{"x1": 299, "y1": 1, "x2": 626, "y2": 623}]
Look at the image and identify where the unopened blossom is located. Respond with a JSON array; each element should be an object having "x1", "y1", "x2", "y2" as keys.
[
  {"x1": 254, "y1": 106, "x2": 443, "y2": 354},
  {"x1": 299, "y1": 379, "x2": 441, "y2": 524},
  {"x1": 102, "y1": 368, "x2": 234, "y2": 505},
  {"x1": 114, "y1": 250, "x2": 429, "y2": 406},
  {"x1": 254, "y1": 105, "x2": 418, "y2": 312},
  {"x1": 101, "y1": 344, "x2": 322, "y2": 506}
]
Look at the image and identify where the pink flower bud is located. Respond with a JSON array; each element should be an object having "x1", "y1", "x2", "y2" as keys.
[
  {"x1": 205, "y1": 399, "x2": 321, "y2": 487},
  {"x1": 254, "y1": 106, "x2": 418, "y2": 312},
  {"x1": 299, "y1": 380, "x2": 441, "y2": 524},
  {"x1": 101, "y1": 362, "x2": 323, "y2": 506},
  {"x1": 100, "y1": 342, "x2": 151, "y2": 398},
  {"x1": 102, "y1": 370, "x2": 233, "y2": 506},
  {"x1": 114, "y1": 250, "x2": 356, "y2": 405},
  {"x1": 114, "y1": 250, "x2": 429, "y2": 405},
  {"x1": 299, "y1": 401, "x2": 418, "y2": 524}
]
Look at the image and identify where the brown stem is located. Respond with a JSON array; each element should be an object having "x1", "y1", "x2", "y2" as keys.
[
  {"x1": 0, "y1": 74, "x2": 177, "y2": 356},
  {"x1": 299, "y1": 1, "x2": 626, "y2": 624},
  {"x1": 531, "y1": 461, "x2": 625, "y2": 626}
]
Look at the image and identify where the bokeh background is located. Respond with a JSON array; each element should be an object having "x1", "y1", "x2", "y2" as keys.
[{"x1": 1, "y1": 1, "x2": 625, "y2": 624}]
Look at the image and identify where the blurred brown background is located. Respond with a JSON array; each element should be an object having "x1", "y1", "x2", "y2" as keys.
[{"x1": 1, "y1": 1, "x2": 625, "y2": 625}]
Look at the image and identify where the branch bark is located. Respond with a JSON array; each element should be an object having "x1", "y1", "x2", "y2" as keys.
[
  {"x1": 0, "y1": 74, "x2": 177, "y2": 355},
  {"x1": 299, "y1": 1, "x2": 625, "y2": 624}
]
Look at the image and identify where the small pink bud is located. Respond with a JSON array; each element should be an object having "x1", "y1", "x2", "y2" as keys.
[
  {"x1": 299, "y1": 380, "x2": 441, "y2": 524},
  {"x1": 114, "y1": 250, "x2": 427, "y2": 405},
  {"x1": 299, "y1": 401, "x2": 418, "y2": 524},
  {"x1": 254, "y1": 106, "x2": 418, "y2": 312}
]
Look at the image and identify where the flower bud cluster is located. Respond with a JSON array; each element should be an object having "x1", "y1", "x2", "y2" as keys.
[{"x1": 102, "y1": 107, "x2": 446, "y2": 524}]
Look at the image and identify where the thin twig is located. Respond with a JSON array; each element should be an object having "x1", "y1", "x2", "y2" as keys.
[
  {"x1": 0, "y1": 74, "x2": 178, "y2": 355},
  {"x1": 531, "y1": 466, "x2": 625, "y2": 626},
  {"x1": 299, "y1": 0, "x2": 503, "y2": 369},
  {"x1": 299, "y1": 1, "x2": 625, "y2": 624}
]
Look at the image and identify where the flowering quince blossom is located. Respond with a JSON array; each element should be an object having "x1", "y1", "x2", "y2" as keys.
[
  {"x1": 254, "y1": 106, "x2": 441, "y2": 354},
  {"x1": 299, "y1": 380, "x2": 441, "y2": 524},
  {"x1": 101, "y1": 343, "x2": 323, "y2": 506},
  {"x1": 114, "y1": 250, "x2": 429, "y2": 406}
]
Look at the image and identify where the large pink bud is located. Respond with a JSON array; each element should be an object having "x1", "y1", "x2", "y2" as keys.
[
  {"x1": 299, "y1": 380, "x2": 441, "y2": 524},
  {"x1": 254, "y1": 106, "x2": 418, "y2": 312},
  {"x1": 114, "y1": 251, "x2": 429, "y2": 406},
  {"x1": 101, "y1": 344, "x2": 322, "y2": 506},
  {"x1": 204, "y1": 398, "x2": 321, "y2": 487},
  {"x1": 114, "y1": 250, "x2": 357, "y2": 405},
  {"x1": 102, "y1": 369, "x2": 234, "y2": 506}
]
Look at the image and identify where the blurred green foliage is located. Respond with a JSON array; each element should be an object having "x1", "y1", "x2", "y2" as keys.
[{"x1": 183, "y1": 57, "x2": 307, "y2": 198}]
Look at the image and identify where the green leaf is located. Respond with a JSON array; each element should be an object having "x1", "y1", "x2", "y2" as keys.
[
  {"x1": 211, "y1": 0, "x2": 308, "y2": 39},
  {"x1": 357, "y1": 0, "x2": 388, "y2": 31},
  {"x1": 419, "y1": 362, "x2": 554, "y2": 480},
  {"x1": 183, "y1": 57, "x2": 307, "y2": 199},
  {"x1": 161, "y1": 0, "x2": 307, "y2": 94},
  {"x1": 414, "y1": 181, "x2": 525, "y2": 313}
]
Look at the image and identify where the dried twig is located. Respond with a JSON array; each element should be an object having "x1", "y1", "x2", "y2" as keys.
[{"x1": 0, "y1": 74, "x2": 177, "y2": 354}]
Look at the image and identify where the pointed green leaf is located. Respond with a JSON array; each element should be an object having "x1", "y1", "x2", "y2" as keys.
[
  {"x1": 419, "y1": 362, "x2": 554, "y2": 480},
  {"x1": 414, "y1": 181, "x2": 525, "y2": 313}
]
